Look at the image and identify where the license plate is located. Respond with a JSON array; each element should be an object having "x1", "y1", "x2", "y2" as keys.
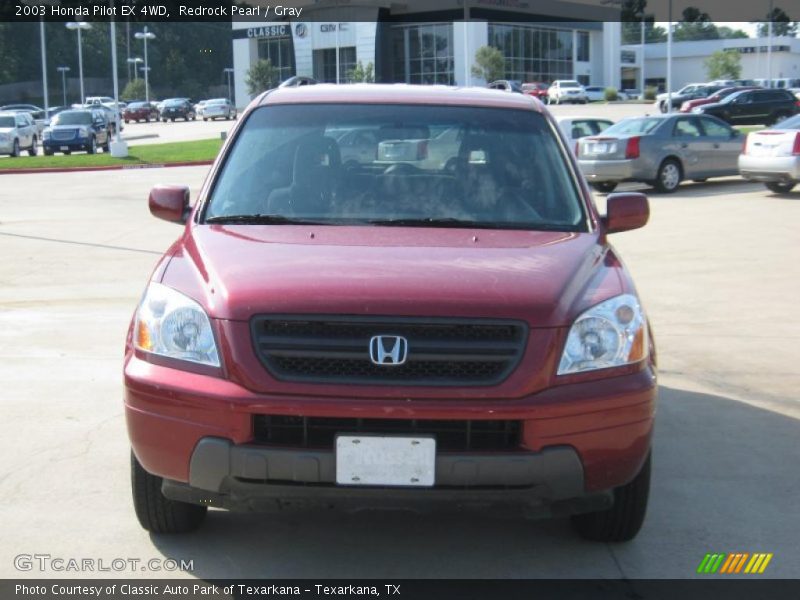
[
  {"x1": 336, "y1": 435, "x2": 436, "y2": 487},
  {"x1": 60, "y1": 146, "x2": 69, "y2": 151},
  {"x1": 591, "y1": 143, "x2": 608, "y2": 153}
]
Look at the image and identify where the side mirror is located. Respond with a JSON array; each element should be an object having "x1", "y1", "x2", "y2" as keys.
[
  {"x1": 731, "y1": 129, "x2": 741, "y2": 138},
  {"x1": 149, "y1": 185, "x2": 190, "y2": 224},
  {"x1": 603, "y1": 192, "x2": 649, "y2": 234}
]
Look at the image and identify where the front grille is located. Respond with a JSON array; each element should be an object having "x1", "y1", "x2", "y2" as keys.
[
  {"x1": 253, "y1": 415, "x2": 522, "y2": 452},
  {"x1": 51, "y1": 129, "x2": 76, "y2": 140},
  {"x1": 250, "y1": 315, "x2": 527, "y2": 386}
]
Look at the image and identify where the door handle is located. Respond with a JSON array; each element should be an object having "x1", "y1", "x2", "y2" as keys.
[
  {"x1": 713, "y1": 143, "x2": 720, "y2": 148},
  {"x1": 680, "y1": 143, "x2": 688, "y2": 148}
]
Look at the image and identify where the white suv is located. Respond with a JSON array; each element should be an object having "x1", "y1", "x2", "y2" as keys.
[{"x1": 547, "y1": 80, "x2": 588, "y2": 104}]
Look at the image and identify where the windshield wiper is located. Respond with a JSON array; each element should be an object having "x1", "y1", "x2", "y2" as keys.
[
  {"x1": 205, "y1": 214, "x2": 328, "y2": 225},
  {"x1": 367, "y1": 217, "x2": 566, "y2": 230},
  {"x1": 368, "y1": 217, "x2": 500, "y2": 228}
]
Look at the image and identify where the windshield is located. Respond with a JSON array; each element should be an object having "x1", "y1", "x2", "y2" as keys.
[
  {"x1": 603, "y1": 117, "x2": 662, "y2": 136},
  {"x1": 207, "y1": 99, "x2": 227, "y2": 105},
  {"x1": 775, "y1": 114, "x2": 800, "y2": 130},
  {"x1": 719, "y1": 92, "x2": 747, "y2": 104},
  {"x1": 128, "y1": 102, "x2": 147, "y2": 109},
  {"x1": 560, "y1": 81, "x2": 580, "y2": 88},
  {"x1": 51, "y1": 111, "x2": 93, "y2": 126},
  {"x1": 164, "y1": 100, "x2": 184, "y2": 107},
  {"x1": 204, "y1": 103, "x2": 586, "y2": 231},
  {"x1": 0, "y1": 116, "x2": 15, "y2": 128}
]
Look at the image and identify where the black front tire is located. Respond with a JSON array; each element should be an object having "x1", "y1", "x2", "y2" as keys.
[
  {"x1": 765, "y1": 181, "x2": 796, "y2": 193},
  {"x1": 131, "y1": 452, "x2": 207, "y2": 534},
  {"x1": 591, "y1": 181, "x2": 618, "y2": 194},
  {"x1": 28, "y1": 136, "x2": 37, "y2": 157},
  {"x1": 86, "y1": 136, "x2": 96, "y2": 155},
  {"x1": 11, "y1": 139, "x2": 20, "y2": 157},
  {"x1": 571, "y1": 453, "x2": 651, "y2": 543}
]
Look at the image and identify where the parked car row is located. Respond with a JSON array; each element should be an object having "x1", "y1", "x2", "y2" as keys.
[
  {"x1": 120, "y1": 97, "x2": 237, "y2": 123},
  {"x1": 0, "y1": 106, "x2": 115, "y2": 157},
  {"x1": 658, "y1": 81, "x2": 800, "y2": 117},
  {"x1": 572, "y1": 111, "x2": 800, "y2": 195},
  {"x1": 490, "y1": 81, "x2": 639, "y2": 104}
]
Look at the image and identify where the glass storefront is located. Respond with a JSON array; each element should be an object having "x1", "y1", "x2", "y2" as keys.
[
  {"x1": 313, "y1": 47, "x2": 358, "y2": 83},
  {"x1": 488, "y1": 24, "x2": 576, "y2": 83},
  {"x1": 257, "y1": 35, "x2": 296, "y2": 83},
  {"x1": 391, "y1": 23, "x2": 454, "y2": 85}
]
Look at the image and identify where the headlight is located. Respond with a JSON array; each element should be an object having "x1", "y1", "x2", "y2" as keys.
[
  {"x1": 78, "y1": 126, "x2": 89, "y2": 136},
  {"x1": 0, "y1": 133, "x2": 8, "y2": 142},
  {"x1": 42, "y1": 129, "x2": 51, "y2": 140},
  {"x1": 134, "y1": 283, "x2": 220, "y2": 367},
  {"x1": 558, "y1": 294, "x2": 647, "y2": 375}
]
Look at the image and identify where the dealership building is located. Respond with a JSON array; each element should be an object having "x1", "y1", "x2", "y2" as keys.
[
  {"x1": 231, "y1": 0, "x2": 623, "y2": 106},
  {"x1": 620, "y1": 36, "x2": 800, "y2": 91}
]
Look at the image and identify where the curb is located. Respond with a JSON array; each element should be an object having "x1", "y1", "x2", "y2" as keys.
[{"x1": 0, "y1": 160, "x2": 213, "y2": 176}]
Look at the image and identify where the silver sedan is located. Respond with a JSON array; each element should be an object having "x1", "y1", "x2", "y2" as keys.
[
  {"x1": 201, "y1": 98, "x2": 237, "y2": 121},
  {"x1": 577, "y1": 114, "x2": 743, "y2": 193},
  {"x1": 738, "y1": 113, "x2": 800, "y2": 193}
]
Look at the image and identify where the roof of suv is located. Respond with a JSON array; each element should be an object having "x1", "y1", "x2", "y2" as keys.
[{"x1": 259, "y1": 84, "x2": 544, "y2": 112}]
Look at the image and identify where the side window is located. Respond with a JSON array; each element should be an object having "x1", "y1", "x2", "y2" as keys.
[
  {"x1": 699, "y1": 118, "x2": 731, "y2": 137},
  {"x1": 593, "y1": 120, "x2": 614, "y2": 134},
  {"x1": 673, "y1": 118, "x2": 703, "y2": 137},
  {"x1": 570, "y1": 120, "x2": 596, "y2": 138},
  {"x1": 751, "y1": 91, "x2": 768, "y2": 103}
]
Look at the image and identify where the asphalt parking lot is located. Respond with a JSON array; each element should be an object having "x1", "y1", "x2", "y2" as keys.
[{"x1": 1, "y1": 167, "x2": 798, "y2": 579}]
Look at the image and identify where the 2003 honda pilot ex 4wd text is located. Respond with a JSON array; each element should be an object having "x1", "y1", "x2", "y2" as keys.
[{"x1": 125, "y1": 84, "x2": 657, "y2": 542}]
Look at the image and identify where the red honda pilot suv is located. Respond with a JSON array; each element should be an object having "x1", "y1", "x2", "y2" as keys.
[{"x1": 125, "y1": 84, "x2": 656, "y2": 542}]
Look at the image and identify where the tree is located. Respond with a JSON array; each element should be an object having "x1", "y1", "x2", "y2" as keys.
[
  {"x1": 121, "y1": 79, "x2": 148, "y2": 102},
  {"x1": 717, "y1": 27, "x2": 749, "y2": 39},
  {"x1": 471, "y1": 46, "x2": 504, "y2": 83},
  {"x1": 673, "y1": 7, "x2": 720, "y2": 41},
  {"x1": 349, "y1": 61, "x2": 375, "y2": 83},
  {"x1": 704, "y1": 50, "x2": 742, "y2": 80},
  {"x1": 245, "y1": 59, "x2": 279, "y2": 95},
  {"x1": 755, "y1": 8, "x2": 798, "y2": 37}
]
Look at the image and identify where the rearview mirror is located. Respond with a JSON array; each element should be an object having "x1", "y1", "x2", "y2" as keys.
[
  {"x1": 603, "y1": 192, "x2": 649, "y2": 234},
  {"x1": 149, "y1": 185, "x2": 190, "y2": 224}
]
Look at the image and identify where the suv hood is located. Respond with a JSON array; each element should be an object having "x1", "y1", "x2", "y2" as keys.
[{"x1": 161, "y1": 225, "x2": 624, "y2": 328}]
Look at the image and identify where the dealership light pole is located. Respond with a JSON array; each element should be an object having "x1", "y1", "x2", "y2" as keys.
[
  {"x1": 109, "y1": 13, "x2": 128, "y2": 157},
  {"x1": 335, "y1": 23, "x2": 341, "y2": 84},
  {"x1": 40, "y1": 19, "x2": 49, "y2": 115},
  {"x1": 640, "y1": 15, "x2": 646, "y2": 93},
  {"x1": 224, "y1": 67, "x2": 234, "y2": 102},
  {"x1": 127, "y1": 57, "x2": 143, "y2": 80},
  {"x1": 135, "y1": 27, "x2": 156, "y2": 102},
  {"x1": 66, "y1": 21, "x2": 90, "y2": 105},
  {"x1": 767, "y1": 0, "x2": 774, "y2": 87},
  {"x1": 56, "y1": 66, "x2": 70, "y2": 106},
  {"x1": 666, "y1": 0, "x2": 673, "y2": 112}
]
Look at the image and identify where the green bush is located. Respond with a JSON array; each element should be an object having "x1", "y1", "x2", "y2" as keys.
[
  {"x1": 121, "y1": 79, "x2": 148, "y2": 102},
  {"x1": 644, "y1": 86, "x2": 658, "y2": 101},
  {"x1": 604, "y1": 87, "x2": 619, "y2": 101}
]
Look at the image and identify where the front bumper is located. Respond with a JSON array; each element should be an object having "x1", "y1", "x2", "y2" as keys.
[
  {"x1": 0, "y1": 139, "x2": 13, "y2": 153},
  {"x1": 161, "y1": 437, "x2": 613, "y2": 515},
  {"x1": 739, "y1": 154, "x2": 800, "y2": 182},
  {"x1": 125, "y1": 352, "x2": 656, "y2": 507},
  {"x1": 43, "y1": 137, "x2": 91, "y2": 151}
]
